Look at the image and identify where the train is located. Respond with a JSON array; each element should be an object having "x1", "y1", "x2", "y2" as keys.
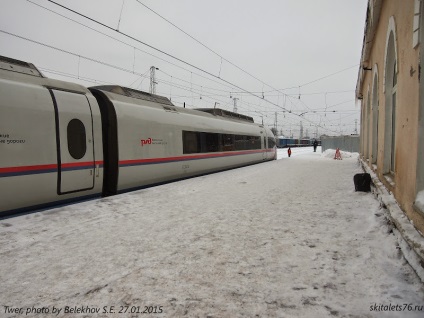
[
  {"x1": 276, "y1": 137, "x2": 320, "y2": 148},
  {"x1": 0, "y1": 55, "x2": 277, "y2": 216}
]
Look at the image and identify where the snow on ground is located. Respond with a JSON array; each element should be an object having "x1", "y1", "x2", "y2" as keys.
[{"x1": 1, "y1": 147, "x2": 423, "y2": 318}]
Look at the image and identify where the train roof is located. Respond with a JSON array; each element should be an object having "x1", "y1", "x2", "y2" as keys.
[
  {"x1": 194, "y1": 108, "x2": 254, "y2": 123},
  {"x1": 91, "y1": 85, "x2": 258, "y2": 125},
  {"x1": 0, "y1": 55, "x2": 91, "y2": 94},
  {"x1": 89, "y1": 85, "x2": 174, "y2": 107},
  {"x1": 0, "y1": 55, "x2": 43, "y2": 77}
]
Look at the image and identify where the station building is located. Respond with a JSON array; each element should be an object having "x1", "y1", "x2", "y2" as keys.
[{"x1": 356, "y1": 0, "x2": 424, "y2": 236}]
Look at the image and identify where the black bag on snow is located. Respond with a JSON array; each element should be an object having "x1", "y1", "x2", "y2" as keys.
[{"x1": 353, "y1": 173, "x2": 371, "y2": 192}]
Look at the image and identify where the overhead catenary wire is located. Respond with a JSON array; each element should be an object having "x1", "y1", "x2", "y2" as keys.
[
  {"x1": 44, "y1": 0, "x2": 274, "y2": 107},
  {"x1": 276, "y1": 64, "x2": 360, "y2": 92},
  {"x1": 24, "y1": 0, "x2": 238, "y2": 94},
  {"x1": 43, "y1": 0, "x2": 339, "y2": 127},
  {"x1": 32, "y1": 1, "x2": 359, "y2": 113},
  {"x1": 1, "y1": 27, "x2": 272, "y2": 122},
  {"x1": 36, "y1": 0, "x2": 301, "y2": 131},
  {"x1": 14, "y1": 0, "x2": 357, "y2": 135},
  {"x1": 130, "y1": 0, "x2": 357, "y2": 131},
  {"x1": 133, "y1": 0, "x2": 359, "y2": 108},
  {"x1": 134, "y1": 0, "x2": 273, "y2": 86},
  {"x1": 25, "y1": 0, "x2": 254, "y2": 102},
  {"x1": 0, "y1": 29, "x2": 152, "y2": 80},
  {"x1": 40, "y1": 67, "x2": 115, "y2": 85}
]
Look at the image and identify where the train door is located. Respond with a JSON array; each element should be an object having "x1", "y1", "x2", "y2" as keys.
[{"x1": 51, "y1": 89, "x2": 95, "y2": 194}]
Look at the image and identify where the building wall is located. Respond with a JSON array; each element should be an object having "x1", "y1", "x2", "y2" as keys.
[{"x1": 359, "y1": 0, "x2": 424, "y2": 233}]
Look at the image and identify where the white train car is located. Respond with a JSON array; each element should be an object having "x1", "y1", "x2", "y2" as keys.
[
  {"x1": 90, "y1": 86, "x2": 276, "y2": 195},
  {"x1": 0, "y1": 56, "x2": 104, "y2": 215},
  {"x1": 0, "y1": 56, "x2": 276, "y2": 216}
]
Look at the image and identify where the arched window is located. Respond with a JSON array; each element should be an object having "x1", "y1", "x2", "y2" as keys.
[
  {"x1": 371, "y1": 66, "x2": 379, "y2": 165},
  {"x1": 360, "y1": 99, "x2": 365, "y2": 156},
  {"x1": 366, "y1": 88, "x2": 371, "y2": 161},
  {"x1": 383, "y1": 17, "x2": 398, "y2": 175},
  {"x1": 390, "y1": 61, "x2": 397, "y2": 172}
]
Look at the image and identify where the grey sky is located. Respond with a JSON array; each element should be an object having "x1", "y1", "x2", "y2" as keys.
[{"x1": 0, "y1": 0, "x2": 368, "y2": 137}]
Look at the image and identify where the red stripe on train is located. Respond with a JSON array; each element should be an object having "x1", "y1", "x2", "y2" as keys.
[
  {"x1": 0, "y1": 161, "x2": 104, "y2": 173},
  {"x1": 119, "y1": 149, "x2": 267, "y2": 166}
]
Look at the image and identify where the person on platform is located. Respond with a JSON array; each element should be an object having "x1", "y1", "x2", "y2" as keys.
[
  {"x1": 288, "y1": 147, "x2": 292, "y2": 157},
  {"x1": 313, "y1": 139, "x2": 318, "y2": 152}
]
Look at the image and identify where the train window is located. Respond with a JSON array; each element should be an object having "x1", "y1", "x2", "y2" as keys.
[
  {"x1": 182, "y1": 131, "x2": 262, "y2": 153},
  {"x1": 183, "y1": 131, "x2": 201, "y2": 154},
  {"x1": 67, "y1": 119, "x2": 87, "y2": 160},
  {"x1": 268, "y1": 137, "x2": 276, "y2": 148},
  {"x1": 204, "y1": 133, "x2": 220, "y2": 152},
  {"x1": 234, "y1": 135, "x2": 246, "y2": 150},
  {"x1": 247, "y1": 136, "x2": 261, "y2": 150},
  {"x1": 222, "y1": 134, "x2": 235, "y2": 151}
]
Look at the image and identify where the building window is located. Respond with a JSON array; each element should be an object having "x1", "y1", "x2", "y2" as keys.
[
  {"x1": 371, "y1": 68, "x2": 379, "y2": 165},
  {"x1": 383, "y1": 18, "x2": 398, "y2": 176},
  {"x1": 391, "y1": 61, "x2": 397, "y2": 173},
  {"x1": 67, "y1": 119, "x2": 87, "y2": 160},
  {"x1": 366, "y1": 89, "x2": 371, "y2": 161}
]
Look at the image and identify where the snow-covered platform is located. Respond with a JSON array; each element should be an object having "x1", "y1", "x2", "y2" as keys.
[{"x1": 1, "y1": 148, "x2": 423, "y2": 317}]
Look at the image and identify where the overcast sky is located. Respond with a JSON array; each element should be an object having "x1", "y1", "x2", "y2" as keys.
[{"x1": 0, "y1": 0, "x2": 368, "y2": 137}]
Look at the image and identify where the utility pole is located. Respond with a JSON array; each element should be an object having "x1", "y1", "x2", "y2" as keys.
[
  {"x1": 274, "y1": 112, "x2": 278, "y2": 132},
  {"x1": 233, "y1": 98, "x2": 239, "y2": 113},
  {"x1": 149, "y1": 66, "x2": 158, "y2": 94},
  {"x1": 300, "y1": 121, "x2": 303, "y2": 139}
]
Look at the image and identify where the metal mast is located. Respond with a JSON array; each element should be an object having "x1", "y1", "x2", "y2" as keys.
[
  {"x1": 274, "y1": 112, "x2": 278, "y2": 132},
  {"x1": 150, "y1": 66, "x2": 158, "y2": 94},
  {"x1": 233, "y1": 98, "x2": 239, "y2": 113},
  {"x1": 300, "y1": 121, "x2": 303, "y2": 139}
]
